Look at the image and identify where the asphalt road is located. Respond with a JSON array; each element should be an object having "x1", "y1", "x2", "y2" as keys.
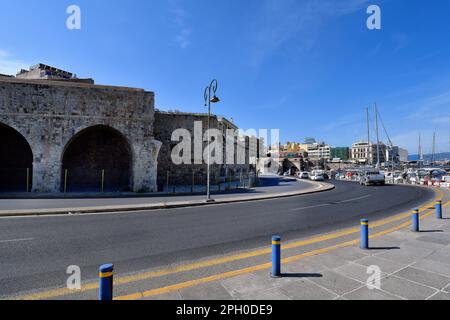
[{"x1": 0, "y1": 181, "x2": 434, "y2": 298}]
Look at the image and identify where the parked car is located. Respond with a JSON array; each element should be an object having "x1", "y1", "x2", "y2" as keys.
[
  {"x1": 310, "y1": 174, "x2": 325, "y2": 182},
  {"x1": 360, "y1": 170, "x2": 385, "y2": 186},
  {"x1": 335, "y1": 172, "x2": 346, "y2": 180},
  {"x1": 297, "y1": 172, "x2": 310, "y2": 179},
  {"x1": 407, "y1": 172, "x2": 419, "y2": 185}
]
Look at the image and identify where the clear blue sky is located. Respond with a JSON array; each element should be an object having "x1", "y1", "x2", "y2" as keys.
[{"x1": 1, "y1": 0, "x2": 449, "y2": 154}]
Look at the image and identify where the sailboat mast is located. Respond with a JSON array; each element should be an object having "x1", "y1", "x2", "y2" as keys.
[
  {"x1": 432, "y1": 132, "x2": 436, "y2": 165},
  {"x1": 366, "y1": 107, "x2": 371, "y2": 165},
  {"x1": 375, "y1": 103, "x2": 380, "y2": 169},
  {"x1": 418, "y1": 132, "x2": 422, "y2": 168}
]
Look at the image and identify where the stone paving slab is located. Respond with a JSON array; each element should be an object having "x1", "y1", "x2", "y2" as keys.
[
  {"x1": 428, "y1": 292, "x2": 450, "y2": 300},
  {"x1": 353, "y1": 256, "x2": 408, "y2": 274},
  {"x1": 278, "y1": 280, "x2": 338, "y2": 300},
  {"x1": 307, "y1": 270, "x2": 362, "y2": 296},
  {"x1": 335, "y1": 262, "x2": 387, "y2": 283},
  {"x1": 179, "y1": 282, "x2": 233, "y2": 300},
  {"x1": 379, "y1": 276, "x2": 438, "y2": 300},
  {"x1": 393, "y1": 267, "x2": 450, "y2": 290},
  {"x1": 237, "y1": 288, "x2": 291, "y2": 300},
  {"x1": 341, "y1": 286, "x2": 401, "y2": 300}
]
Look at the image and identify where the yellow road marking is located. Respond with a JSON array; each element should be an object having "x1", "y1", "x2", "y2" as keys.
[{"x1": 12, "y1": 190, "x2": 447, "y2": 300}]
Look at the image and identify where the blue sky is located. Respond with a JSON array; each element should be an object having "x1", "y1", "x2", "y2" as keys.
[{"x1": 1, "y1": 0, "x2": 449, "y2": 154}]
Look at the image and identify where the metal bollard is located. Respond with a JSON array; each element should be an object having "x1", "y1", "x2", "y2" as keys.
[
  {"x1": 271, "y1": 236, "x2": 281, "y2": 278},
  {"x1": 64, "y1": 169, "x2": 68, "y2": 194},
  {"x1": 99, "y1": 264, "x2": 114, "y2": 300},
  {"x1": 101, "y1": 170, "x2": 105, "y2": 193},
  {"x1": 412, "y1": 208, "x2": 420, "y2": 232},
  {"x1": 436, "y1": 200, "x2": 443, "y2": 220},
  {"x1": 26, "y1": 168, "x2": 30, "y2": 193},
  {"x1": 360, "y1": 219, "x2": 369, "y2": 250}
]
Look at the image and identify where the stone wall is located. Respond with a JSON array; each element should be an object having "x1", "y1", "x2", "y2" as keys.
[
  {"x1": 0, "y1": 78, "x2": 160, "y2": 193},
  {"x1": 154, "y1": 111, "x2": 250, "y2": 190}
]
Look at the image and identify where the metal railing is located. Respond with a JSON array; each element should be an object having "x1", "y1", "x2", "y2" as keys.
[{"x1": 162, "y1": 169, "x2": 258, "y2": 194}]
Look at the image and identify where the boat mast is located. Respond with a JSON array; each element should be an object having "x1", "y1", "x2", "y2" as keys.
[
  {"x1": 366, "y1": 107, "x2": 371, "y2": 166},
  {"x1": 418, "y1": 132, "x2": 422, "y2": 168},
  {"x1": 432, "y1": 132, "x2": 436, "y2": 165},
  {"x1": 375, "y1": 103, "x2": 381, "y2": 169}
]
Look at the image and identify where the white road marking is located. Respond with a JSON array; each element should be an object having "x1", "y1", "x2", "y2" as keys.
[
  {"x1": 290, "y1": 195, "x2": 372, "y2": 211},
  {"x1": 290, "y1": 204, "x2": 331, "y2": 211},
  {"x1": 0, "y1": 238, "x2": 34, "y2": 244},
  {"x1": 335, "y1": 195, "x2": 372, "y2": 204}
]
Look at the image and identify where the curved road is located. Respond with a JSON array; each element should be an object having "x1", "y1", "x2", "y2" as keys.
[{"x1": 0, "y1": 181, "x2": 435, "y2": 297}]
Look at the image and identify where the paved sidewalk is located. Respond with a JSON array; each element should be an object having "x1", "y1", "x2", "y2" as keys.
[
  {"x1": 0, "y1": 176, "x2": 333, "y2": 216},
  {"x1": 142, "y1": 205, "x2": 450, "y2": 300}
]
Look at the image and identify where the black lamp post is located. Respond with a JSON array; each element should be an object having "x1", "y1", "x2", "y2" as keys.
[{"x1": 204, "y1": 79, "x2": 220, "y2": 202}]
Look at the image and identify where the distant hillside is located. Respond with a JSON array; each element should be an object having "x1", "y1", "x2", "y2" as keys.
[{"x1": 409, "y1": 152, "x2": 450, "y2": 161}]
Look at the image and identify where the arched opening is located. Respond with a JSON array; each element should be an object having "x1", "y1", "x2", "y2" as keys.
[
  {"x1": 61, "y1": 125, "x2": 132, "y2": 192},
  {"x1": 0, "y1": 123, "x2": 33, "y2": 192}
]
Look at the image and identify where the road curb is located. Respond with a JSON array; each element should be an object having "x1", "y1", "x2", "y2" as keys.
[{"x1": 0, "y1": 181, "x2": 335, "y2": 217}]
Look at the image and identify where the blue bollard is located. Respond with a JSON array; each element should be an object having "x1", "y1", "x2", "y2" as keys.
[
  {"x1": 271, "y1": 236, "x2": 281, "y2": 278},
  {"x1": 360, "y1": 219, "x2": 369, "y2": 250},
  {"x1": 436, "y1": 200, "x2": 443, "y2": 219},
  {"x1": 412, "y1": 209, "x2": 420, "y2": 232},
  {"x1": 99, "y1": 264, "x2": 114, "y2": 300}
]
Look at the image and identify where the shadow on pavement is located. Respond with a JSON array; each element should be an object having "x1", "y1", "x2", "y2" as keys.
[
  {"x1": 280, "y1": 273, "x2": 323, "y2": 279},
  {"x1": 368, "y1": 247, "x2": 401, "y2": 251}
]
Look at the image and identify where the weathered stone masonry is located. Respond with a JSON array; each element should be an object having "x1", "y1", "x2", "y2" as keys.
[
  {"x1": 154, "y1": 111, "x2": 250, "y2": 190},
  {"x1": 0, "y1": 78, "x2": 161, "y2": 193}
]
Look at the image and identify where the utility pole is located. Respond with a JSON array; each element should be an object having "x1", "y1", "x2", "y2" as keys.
[{"x1": 374, "y1": 103, "x2": 381, "y2": 169}]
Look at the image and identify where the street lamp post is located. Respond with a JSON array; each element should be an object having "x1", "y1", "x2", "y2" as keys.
[{"x1": 204, "y1": 79, "x2": 220, "y2": 203}]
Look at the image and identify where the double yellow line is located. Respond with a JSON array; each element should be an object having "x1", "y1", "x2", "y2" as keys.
[{"x1": 13, "y1": 189, "x2": 446, "y2": 300}]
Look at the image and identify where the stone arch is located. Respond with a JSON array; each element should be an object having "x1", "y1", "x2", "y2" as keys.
[
  {"x1": 61, "y1": 125, "x2": 133, "y2": 192},
  {"x1": 282, "y1": 159, "x2": 300, "y2": 175},
  {"x1": 0, "y1": 122, "x2": 34, "y2": 192}
]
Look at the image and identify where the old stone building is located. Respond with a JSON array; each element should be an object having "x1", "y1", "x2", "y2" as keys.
[
  {"x1": 0, "y1": 64, "x2": 254, "y2": 193},
  {"x1": 0, "y1": 66, "x2": 160, "y2": 193},
  {"x1": 154, "y1": 111, "x2": 251, "y2": 191}
]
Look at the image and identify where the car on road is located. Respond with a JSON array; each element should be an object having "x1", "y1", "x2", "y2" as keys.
[
  {"x1": 335, "y1": 172, "x2": 346, "y2": 180},
  {"x1": 297, "y1": 172, "x2": 310, "y2": 179},
  {"x1": 385, "y1": 171, "x2": 405, "y2": 184},
  {"x1": 407, "y1": 172, "x2": 419, "y2": 185},
  {"x1": 360, "y1": 170, "x2": 385, "y2": 186},
  {"x1": 310, "y1": 174, "x2": 325, "y2": 182}
]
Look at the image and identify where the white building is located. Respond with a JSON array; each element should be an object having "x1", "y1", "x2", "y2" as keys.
[
  {"x1": 398, "y1": 148, "x2": 409, "y2": 162},
  {"x1": 385, "y1": 146, "x2": 409, "y2": 163},
  {"x1": 307, "y1": 143, "x2": 331, "y2": 160},
  {"x1": 351, "y1": 142, "x2": 387, "y2": 164}
]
